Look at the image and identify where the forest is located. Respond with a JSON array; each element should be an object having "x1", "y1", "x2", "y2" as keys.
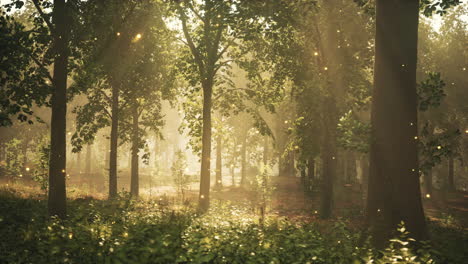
[{"x1": 0, "y1": 0, "x2": 467, "y2": 263}]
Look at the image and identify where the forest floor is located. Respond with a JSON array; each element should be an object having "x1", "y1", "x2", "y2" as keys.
[{"x1": 0, "y1": 178, "x2": 467, "y2": 263}]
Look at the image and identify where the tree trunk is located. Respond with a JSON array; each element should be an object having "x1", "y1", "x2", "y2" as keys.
[
  {"x1": 319, "y1": 101, "x2": 337, "y2": 219},
  {"x1": 240, "y1": 135, "x2": 247, "y2": 186},
  {"x1": 214, "y1": 133, "x2": 222, "y2": 189},
  {"x1": 230, "y1": 166, "x2": 235, "y2": 186},
  {"x1": 199, "y1": 82, "x2": 212, "y2": 211},
  {"x1": 130, "y1": 104, "x2": 139, "y2": 197},
  {"x1": 424, "y1": 169, "x2": 432, "y2": 196},
  {"x1": 263, "y1": 137, "x2": 269, "y2": 166},
  {"x1": 367, "y1": 0, "x2": 426, "y2": 247},
  {"x1": 85, "y1": 144, "x2": 91, "y2": 189},
  {"x1": 77, "y1": 151, "x2": 81, "y2": 174},
  {"x1": 109, "y1": 82, "x2": 119, "y2": 198},
  {"x1": 48, "y1": 0, "x2": 70, "y2": 219},
  {"x1": 448, "y1": 156, "x2": 455, "y2": 191}
]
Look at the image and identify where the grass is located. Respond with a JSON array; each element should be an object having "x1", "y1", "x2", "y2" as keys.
[{"x1": 0, "y1": 183, "x2": 467, "y2": 264}]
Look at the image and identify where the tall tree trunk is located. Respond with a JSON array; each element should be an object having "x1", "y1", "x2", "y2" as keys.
[
  {"x1": 109, "y1": 82, "x2": 119, "y2": 198},
  {"x1": 230, "y1": 165, "x2": 235, "y2": 186},
  {"x1": 424, "y1": 169, "x2": 432, "y2": 196},
  {"x1": 214, "y1": 133, "x2": 222, "y2": 189},
  {"x1": 448, "y1": 156, "x2": 455, "y2": 191},
  {"x1": 199, "y1": 82, "x2": 212, "y2": 211},
  {"x1": 85, "y1": 144, "x2": 91, "y2": 189},
  {"x1": 240, "y1": 135, "x2": 247, "y2": 186},
  {"x1": 319, "y1": 100, "x2": 337, "y2": 219},
  {"x1": 48, "y1": 0, "x2": 70, "y2": 218},
  {"x1": 263, "y1": 137, "x2": 269, "y2": 166},
  {"x1": 77, "y1": 151, "x2": 81, "y2": 174},
  {"x1": 368, "y1": 0, "x2": 426, "y2": 247},
  {"x1": 130, "y1": 104, "x2": 139, "y2": 197}
]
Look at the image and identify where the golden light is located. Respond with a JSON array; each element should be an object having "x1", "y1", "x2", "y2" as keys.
[
  {"x1": 324, "y1": 67, "x2": 328, "y2": 71},
  {"x1": 116, "y1": 32, "x2": 121, "y2": 36},
  {"x1": 437, "y1": 146, "x2": 442, "y2": 150},
  {"x1": 67, "y1": 132, "x2": 71, "y2": 136},
  {"x1": 62, "y1": 169, "x2": 65, "y2": 173},
  {"x1": 200, "y1": 195, "x2": 205, "y2": 199},
  {"x1": 25, "y1": 167, "x2": 30, "y2": 172},
  {"x1": 465, "y1": 129, "x2": 468, "y2": 134},
  {"x1": 314, "y1": 51, "x2": 318, "y2": 56},
  {"x1": 463, "y1": 67, "x2": 466, "y2": 71},
  {"x1": 425, "y1": 194, "x2": 431, "y2": 198},
  {"x1": 136, "y1": 33, "x2": 142, "y2": 40},
  {"x1": 414, "y1": 136, "x2": 418, "y2": 140}
]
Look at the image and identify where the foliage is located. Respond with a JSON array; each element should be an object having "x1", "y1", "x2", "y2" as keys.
[
  {"x1": 418, "y1": 72, "x2": 446, "y2": 112},
  {"x1": 1, "y1": 188, "x2": 465, "y2": 264},
  {"x1": 171, "y1": 150, "x2": 190, "y2": 202},
  {"x1": 31, "y1": 136, "x2": 50, "y2": 193},
  {"x1": 0, "y1": 138, "x2": 24, "y2": 180},
  {"x1": 337, "y1": 111, "x2": 371, "y2": 153}
]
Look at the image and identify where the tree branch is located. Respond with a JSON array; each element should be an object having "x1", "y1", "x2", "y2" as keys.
[
  {"x1": 31, "y1": 0, "x2": 54, "y2": 31},
  {"x1": 177, "y1": 4, "x2": 205, "y2": 76},
  {"x1": 29, "y1": 53, "x2": 53, "y2": 83}
]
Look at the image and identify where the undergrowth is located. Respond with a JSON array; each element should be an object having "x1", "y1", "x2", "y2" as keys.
[{"x1": 0, "y1": 186, "x2": 466, "y2": 264}]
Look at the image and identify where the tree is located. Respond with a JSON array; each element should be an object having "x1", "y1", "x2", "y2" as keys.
[
  {"x1": 367, "y1": 0, "x2": 461, "y2": 246},
  {"x1": 72, "y1": 0, "x2": 172, "y2": 198},
  {"x1": 174, "y1": 0, "x2": 240, "y2": 211}
]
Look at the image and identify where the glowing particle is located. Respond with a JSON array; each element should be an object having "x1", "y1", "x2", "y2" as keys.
[
  {"x1": 135, "y1": 33, "x2": 142, "y2": 39},
  {"x1": 410, "y1": 122, "x2": 414, "y2": 126},
  {"x1": 401, "y1": 64, "x2": 406, "y2": 67},
  {"x1": 463, "y1": 67, "x2": 466, "y2": 71},
  {"x1": 314, "y1": 51, "x2": 318, "y2": 56},
  {"x1": 425, "y1": 194, "x2": 431, "y2": 198},
  {"x1": 67, "y1": 132, "x2": 71, "y2": 135},
  {"x1": 284, "y1": 120, "x2": 288, "y2": 124},
  {"x1": 377, "y1": 209, "x2": 381, "y2": 212},
  {"x1": 414, "y1": 136, "x2": 418, "y2": 140},
  {"x1": 412, "y1": 169, "x2": 415, "y2": 172},
  {"x1": 314, "y1": 210, "x2": 318, "y2": 214},
  {"x1": 25, "y1": 167, "x2": 30, "y2": 172},
  {"x1": 62, "y1": 169, "x2": 65, "y2": 173},
  {"x1": 336, "y1": 29, "x2": 340, "y2": 33},
  {"x1": 437, "y1": 146, "x2": 442, "y2": 150},
  {"x1": 465, "y1": 129, "x2": 468, "y2": 134},
  {"x1": 324, "y1": 67, "x2": 328, "y2": 71},
  {"x1": 200, "y1": 195, "x2": 205, "y2": 199},
  {"x1": 116, "y1": 32, "x2": 121, "y2": 36},
  {"x1": 217, "y1": 180, "x2": 221, "y2": 183},
  {"x1": 332, "y1": 156, "x2": 335, "y2": 160}
]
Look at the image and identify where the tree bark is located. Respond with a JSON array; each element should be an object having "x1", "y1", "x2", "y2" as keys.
[
  {"x1": 85, "y1": 144, "x2": 91, "y2": 189},
  {"x1": 319, "y1": 99, "x2": 337, "y2": 219},
  {"x1": 130, "y1": 104, "x2": 139, "y2": 197},
  {"x1": 48, "y1": 0, "x2": 70, "y2": 219},
  {"x1": 448, "y1": 156, "x2": 455, "y2": 191},
  {"x1": 214, "y1": 133, "x2": 222, "y2": 189},
  {"x1": 423, "y1": 168, "x2": 432, "y2": 197},
  {"x1": 199, "y1": 81, "x2": 212, "y2": 211},
  {"x1": 109, "y1": 82, "x2": 119, "y2": 198},
  {"x1": 240, "y1": 135, "x2": 247, "y2": 186},
  {"x1": 367, "y1": 0, "x2": 426, "y2": 247}
]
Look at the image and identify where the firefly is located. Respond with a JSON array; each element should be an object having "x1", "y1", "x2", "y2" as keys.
[
  {"x1": 324, "y1": 67, "x2": 328, "y2": 71},
  {"x1": 25, "y1": 167, "x2": 30, "y2": 172},
  {"x1": 314, "y1": 51, "x2": 318, "y2": 56},
  {"x1": 425, "y1": 194, "x2": 431, "y2": 198},
  {"x1": 136, "y1": 33, "x2": 142, "y2": 40},
  {"x1": 200, "y1": 195, "x2": 205, "y2": 199},
  {"x1": 437, "y1": 146, "x2": 442, "y2": 150},
  {"x1": 116, "y1": 32, "x2": 121, "y2": 36}
]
